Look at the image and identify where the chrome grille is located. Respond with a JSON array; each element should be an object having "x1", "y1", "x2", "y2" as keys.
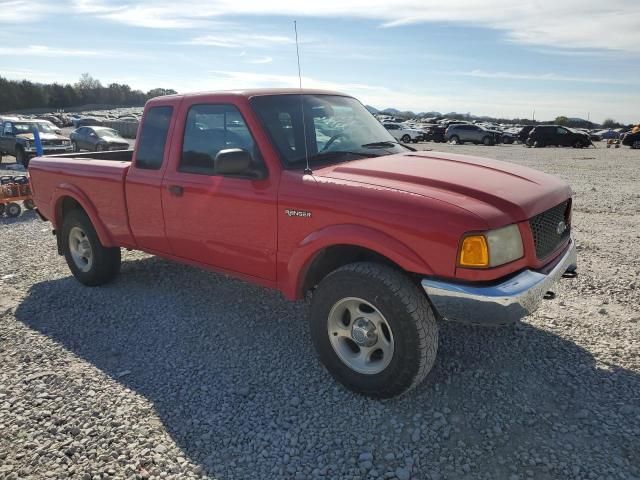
[{"x1": 529, "y1": 200, "x2": 571, "y2": 260}]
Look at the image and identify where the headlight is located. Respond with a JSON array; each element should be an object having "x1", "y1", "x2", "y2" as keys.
[
  {"x1": 24, "y1": 141, "x2": 31, "y2": 149},
  {"x1": 458, "y1": 224, "x2": 523, "y2": 268}
]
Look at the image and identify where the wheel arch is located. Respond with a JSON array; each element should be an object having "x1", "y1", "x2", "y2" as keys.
[
  {"x1": 53, "y1": 186, "x2": 115, "y2": 252},
  {"x1": 282, "y1": 224, "x2": 433, "y2": 300}
]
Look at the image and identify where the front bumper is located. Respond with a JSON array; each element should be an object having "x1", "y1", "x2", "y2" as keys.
[
  {"x1": 25, "y1": 146, "x2": 73, "y2": 155},
  {"x1": 422, "y1": 239, "x2": 577, "y2": 325}
]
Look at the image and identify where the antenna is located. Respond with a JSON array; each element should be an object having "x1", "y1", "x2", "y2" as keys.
[{"x1": 294, "y1": 20, "x2": 312, "y2": 175}]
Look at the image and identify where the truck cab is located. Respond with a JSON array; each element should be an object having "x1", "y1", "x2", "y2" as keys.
[{"x1": 28, "y1": 89, "x2": 577, "y2": 398}]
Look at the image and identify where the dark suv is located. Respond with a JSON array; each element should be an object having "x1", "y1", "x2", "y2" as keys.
[
  {"x1": 526, "y1": 126, "x2": 591, "y2": 148},
  {"x1": 445, "y1": 124, "x2": 502, "y2": 146},
  {"x1": 517, "y1": 126, "x2": 535, "y2": 143}
]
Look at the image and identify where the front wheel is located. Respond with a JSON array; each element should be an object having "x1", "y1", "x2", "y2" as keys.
[
  {"x1": 61, "y1": 209, "x2": 121, "y2": 286},
  {"x1": 482, "y1": 136, "x2": 493, "y2": 146},
  {"x1": 573, "y1": 140, "x2": 584, "y2": 148},
  {"x1": 310, "y1": 262, "x2": 438, "y2": 398},
  {"x1": 401, "y1": 134, "x2": 411, "y2": 143}
]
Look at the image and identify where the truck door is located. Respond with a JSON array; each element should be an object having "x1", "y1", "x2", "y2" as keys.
[
  {"x1": 161, "y1": 100, "x2": 278, "y2": 281},
  {"x1": 125, "y1": 102, "x2": 177, "y2": 254},
  {"x1": 1, "y1": 122, "x2": 15, "y2": 155}
]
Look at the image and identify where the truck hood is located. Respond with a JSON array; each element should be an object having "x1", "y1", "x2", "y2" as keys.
[
  {"x1": 313, "y1": 151, "x2": 571, "y2": 227},
  {"x1": 16, "y1": 133, "x2": 68, "y2": 141}
]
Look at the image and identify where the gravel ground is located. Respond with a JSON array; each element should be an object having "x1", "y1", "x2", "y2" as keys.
[{"x1": 1, "y1": 143, "x2": 639, "y2": 480}]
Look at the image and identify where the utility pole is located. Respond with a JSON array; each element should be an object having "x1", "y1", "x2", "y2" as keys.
[{"x1": 532, "y1": 109, "x2": 535, "y2": 122}]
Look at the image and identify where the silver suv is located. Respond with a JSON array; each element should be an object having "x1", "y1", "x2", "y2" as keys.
[{"x1": 445, "y1": 124, "x2": 502, "y2": 146}]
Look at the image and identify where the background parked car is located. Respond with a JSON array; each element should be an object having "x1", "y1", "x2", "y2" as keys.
[
  {"x1": 70, "y1": 126, "x2": 130, "y2": 152},
  {"x1": 382, "y1": 123, "x2": 424, "y2": 143},
  {"x1": 594, "y1": 129, "x2": 619, "y2": 140},
  {"x1": 621, "y1": 131, "x2": 640, "y2": 149},
  {"x1": 517, "y1": 126, "x2": 535, "y2": 144},
  {"x1": 0, "y1": 119, "x2": 73, "y2": 167},
  {"x1": 445, "y1": 124, "x2": 502, "y2": 145},
  {"x1": 72, "y1": 117, "x2": 104, "y2": 128},
  {"x1": 500, "y1": 130, "x2": 516, "y2": 144},
  {"x1": 421, "y1": 124, "x2": 446, "y2": 143},
  {"x1": 526, "y1": 126, "x2": 591, "y2": 148}
]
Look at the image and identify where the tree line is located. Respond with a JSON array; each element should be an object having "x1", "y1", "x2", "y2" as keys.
[{"x1": 0, "y1": 74, "x2": 177, "y2": 112}]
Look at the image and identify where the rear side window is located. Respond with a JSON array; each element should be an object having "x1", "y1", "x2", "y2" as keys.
[
  {"x1": 179, "y1": 104, "x2": 258, "y2": 175},
  {"x1": 135, "y1": 106, "x2": 173, "y2": 170}
]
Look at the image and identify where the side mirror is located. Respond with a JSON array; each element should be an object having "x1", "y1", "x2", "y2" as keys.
[{"x1": 214, "y1": 148, "x2": 266, "y2": 179}]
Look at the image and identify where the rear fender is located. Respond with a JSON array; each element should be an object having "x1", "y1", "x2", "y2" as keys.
[
  {"x1": 283, "y1": 224, "x2": 432, "y2": 300},
  {"x1": 53, "y1": 184, "x2": 115, "y2": 248}
]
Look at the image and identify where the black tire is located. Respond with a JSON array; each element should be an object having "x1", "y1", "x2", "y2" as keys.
[
  {"x1": 533, "y1": 140, "x2": 545, "y2": 148},
  {"x1": 573, "y1": 140, "x2": 583, "y2": 148},
  {"x1": 401, "y1": 134, "x2": 411, "y2": 144},
  {"x1": 72, "y1": 141, "x2": 79, "y2": 152},
  {"x1": 449, "y1": 135, "x2": 460, "y2": 145},
  {"x1": 0, "y1": 203, "x2": 5, "y2": 216},
  {"x1": 23, "y1": 199, "x2": 35, "y2": 210},
  {"x1": 482, "y1": 136, "x2": 493, "y2": 146},
  {"x1": 6, "y1": 202, "x2": 21, "y2": 217},
  {"x1": 61, "y1": 209, "x2": 121, "y2": 286},
  {"x1": 310, "y1": 262, "x2": 438, "y2": 398},
  {"x1": 96, "y1": 143, "x2": 106, "y2": 152},
  {"x1": 632, "y1": 141, "x2": 640, "y2": 150}
]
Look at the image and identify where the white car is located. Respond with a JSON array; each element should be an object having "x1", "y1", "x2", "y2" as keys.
[{"x1": 382, "y1": 123, "x2": 424, "y2": 143}]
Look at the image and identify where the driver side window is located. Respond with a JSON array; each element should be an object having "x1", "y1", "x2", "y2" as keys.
[
  {"x1": 180, "y1": 104, "x2": 260, "y2": 175},
  {"x1": 557, "y1": 127, "x2": 567, "y2": 135}
]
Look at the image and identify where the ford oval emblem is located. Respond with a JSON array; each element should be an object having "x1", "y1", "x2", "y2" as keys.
[{"x1": 556, "y1": 221, "x2": 567, "y2": 235}]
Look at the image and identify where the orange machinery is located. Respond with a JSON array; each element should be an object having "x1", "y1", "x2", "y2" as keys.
[{"x1": 0, "y1": 175, "x2": 35, "y2": 217}]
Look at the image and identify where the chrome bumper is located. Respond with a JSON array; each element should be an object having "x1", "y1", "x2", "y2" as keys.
[{"x1": 422, "y1": 239, "x2": 577, "y2": 325}]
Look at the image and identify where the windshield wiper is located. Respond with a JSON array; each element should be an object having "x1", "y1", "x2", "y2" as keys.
[
  {"x1": 361, "y1": 141, "x2": 416, "y2": 152},
  {"x1": 289, "y1": 150, "x2": 377, "y2": 168}
]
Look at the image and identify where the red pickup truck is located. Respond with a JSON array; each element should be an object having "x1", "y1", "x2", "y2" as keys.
[{"x1": 29, "y1": 89, "x2": 577, "y2": 398}]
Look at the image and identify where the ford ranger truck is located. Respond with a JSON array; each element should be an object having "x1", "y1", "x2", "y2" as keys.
[{"x1": 28, "y1": 89, "x2": 577, "y2": 398}]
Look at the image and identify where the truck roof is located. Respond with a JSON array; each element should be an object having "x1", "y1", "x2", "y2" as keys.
[{"x1": 148, "y1": 88, "x2": 350, "y2": 103}]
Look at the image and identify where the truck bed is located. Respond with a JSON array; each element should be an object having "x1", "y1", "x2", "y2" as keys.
[
  {"x1": 43, "y1": 149, "x2": 134, "y2": 162},
  {"x1": 29, "y1": 151, "x2": 135, "y2": 246}
]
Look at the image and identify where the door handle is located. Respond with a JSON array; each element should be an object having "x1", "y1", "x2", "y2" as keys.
[{"x1": 168, "y1": 185, "x2": 184, "y2": 197}]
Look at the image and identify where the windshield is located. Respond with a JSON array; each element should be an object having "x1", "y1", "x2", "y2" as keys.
[
  {"x1": 94, "y1": 127, "x2": 119, "y2": 137},
  {"x1": 15, "y1": 122, "x2": 57, "y2": 134},
  {"x1": 250, "y1": 94, "x2": 406, "y2": 168}
]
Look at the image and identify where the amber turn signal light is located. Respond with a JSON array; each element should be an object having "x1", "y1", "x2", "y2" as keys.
[{"x1": 458, "y1": 235, "x2": 489, "y2": 267}]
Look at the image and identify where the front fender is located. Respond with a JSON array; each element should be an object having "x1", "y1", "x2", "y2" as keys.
[
  {"x1": 281, "y1": 224, "x2": 433, "y2": 300},
  {"x1": 53, "y1": 184, "x2": 115, "y2": 247}
]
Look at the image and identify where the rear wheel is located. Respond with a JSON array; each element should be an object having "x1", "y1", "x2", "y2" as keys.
[
  {"x1": 573, "y1": 140, "x2": 584, "y2": 148},
  {"x1": 72, "y1": 141, "x2": 79, "y2": 152},
  {"x1": 401, "y1": 134, "x2": 411, "y2": 143},
  {"x1": 310, "y1": 262, "x2": 438, "y2": 398},
  {"x1": 61, "y1": 209, "x2": 121, "y2": 286},
  {"x1": 482, "y1": 136, "x2": 493, "y2": 146},
  {"x1": 533, "y1": 140, "x2": 545, "y2": 148},
  {"x1": 6, "y1": 202, "x2": 21, "y2": 217},
  {"x1": 449, "y1": 135, "x2": 460, "y2": 145},
  {"x1": 96, "y1": 143, "x2": 106, "y2": 152}
]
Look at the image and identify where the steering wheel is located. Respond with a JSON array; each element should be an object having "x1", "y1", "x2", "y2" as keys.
[{"x1": 320, "y1": 133, "x2": 347, "y2": 152}]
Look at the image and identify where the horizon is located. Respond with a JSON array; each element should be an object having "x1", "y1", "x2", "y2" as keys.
[{"x1": 1, "y1": 0, "x2": 639, "y2": 124}]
